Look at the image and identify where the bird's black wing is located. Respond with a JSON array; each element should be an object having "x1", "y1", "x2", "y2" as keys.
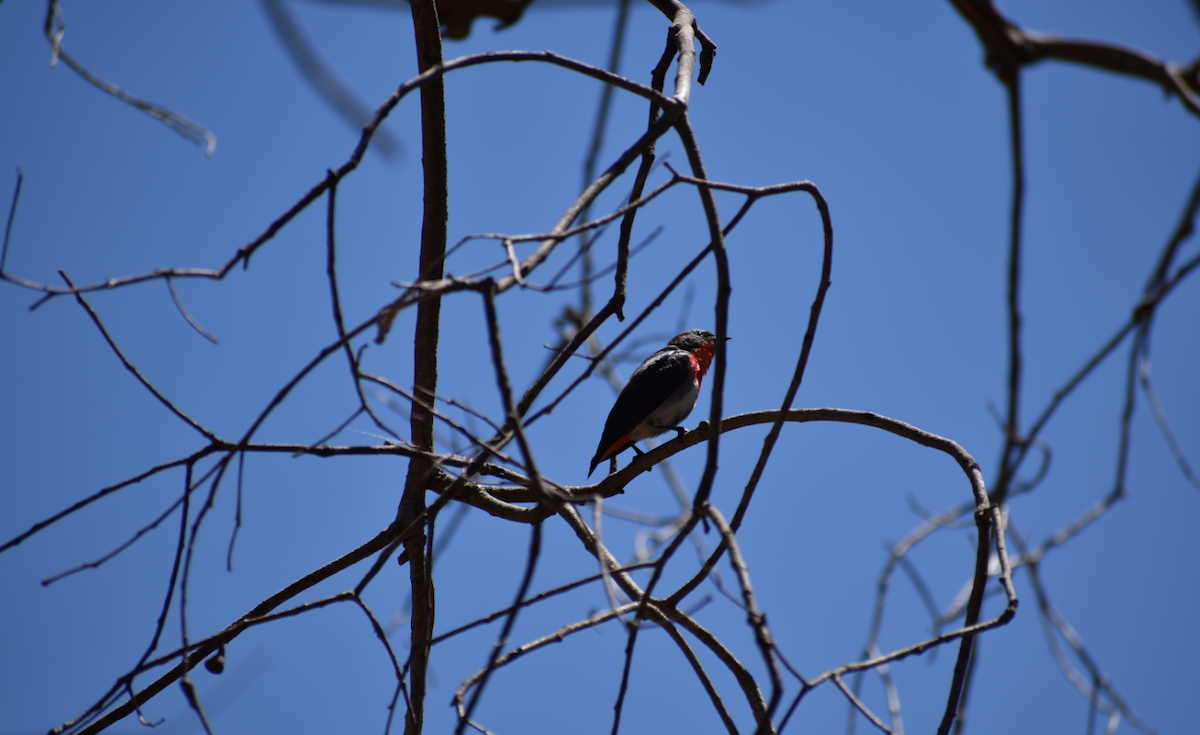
[{"x1": 590, "y1": 349, "x2": 691, "y2": 474}]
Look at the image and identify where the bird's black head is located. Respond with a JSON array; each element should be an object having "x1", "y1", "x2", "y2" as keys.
[{"x1": 668, "y1": 329, "x2": 719, "y2": 353}]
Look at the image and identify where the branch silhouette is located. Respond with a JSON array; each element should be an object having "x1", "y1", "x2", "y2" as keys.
[{"x1": 3, "y1": 2, "x2": 1196, "y2": 734}]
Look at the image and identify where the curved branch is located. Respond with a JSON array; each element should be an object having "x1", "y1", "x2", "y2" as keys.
[
  {"x1": 592, "y1": 408, "x2": 989, "y2": 509},
  {"x1": 945, "y1": 0, "x2": 1200, "y2": 118},
  {"x1": 43, "y1": 0, "x2": 216, "y2": 153}
]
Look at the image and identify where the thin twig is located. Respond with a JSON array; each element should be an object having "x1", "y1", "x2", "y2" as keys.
[
  {"x1": 166, "y1": 277, "x2": 218, "y2": 343},
  {"x1": 43, "y1": 0, "x2": 216, "y2": 153},
  {"x1": 834, "y1": 673, "x2": 893, "y2": 735},
  {"x1": 707, "y1": 504, "x2": 783, "y2": 723},
  {"x1": 59, "y1": 271, "x2": 217, "y2": 441}
]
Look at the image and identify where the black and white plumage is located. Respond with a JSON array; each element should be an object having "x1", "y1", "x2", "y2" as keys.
[{"x1": 588, "y1": 330, "x2": 722, "y2": 477}]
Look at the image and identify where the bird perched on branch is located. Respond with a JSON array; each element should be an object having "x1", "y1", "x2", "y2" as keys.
[{"x1": 589, "y1": 329, "x2": 727, "y2": 477}]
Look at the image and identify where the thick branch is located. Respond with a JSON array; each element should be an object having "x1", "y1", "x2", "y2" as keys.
[{"x1": 400, "y1": 2, "x2": 447, "y2": 732}]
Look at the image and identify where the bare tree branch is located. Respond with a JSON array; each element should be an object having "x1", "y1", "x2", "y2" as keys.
[
  {"x1": 945, "y1": 0, "x2": 1200, "y2": 118},
  {"x1": 42, "y1": 0, "x2": 216, "y2": 153}
]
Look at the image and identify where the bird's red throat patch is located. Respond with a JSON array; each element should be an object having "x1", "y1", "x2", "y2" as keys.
[{"x1": 690, "y1": 341, "x2": 717, "y2": 385}]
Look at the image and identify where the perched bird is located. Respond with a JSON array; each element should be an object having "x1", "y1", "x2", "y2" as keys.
[{"x1": 589, "y1": 329, "x2": 726, "y2": 477}]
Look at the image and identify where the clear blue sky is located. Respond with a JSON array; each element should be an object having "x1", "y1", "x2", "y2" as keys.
[{"x1": 2, "y1": 1, "x2": 1198, "y2": 734}]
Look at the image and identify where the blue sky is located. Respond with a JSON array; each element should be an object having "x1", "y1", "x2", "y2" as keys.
[{"x1": 2, "y1": 1, "x2": 1198, "y2": 734}]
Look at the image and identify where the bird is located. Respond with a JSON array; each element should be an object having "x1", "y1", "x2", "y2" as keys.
[{"x1": 589, "y1": 329, "x2": 726, "y2": 477}]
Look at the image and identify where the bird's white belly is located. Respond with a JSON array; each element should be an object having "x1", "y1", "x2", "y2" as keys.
[{"x1": 629, "y1": 378, "x2": 700, "y2": 441}]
